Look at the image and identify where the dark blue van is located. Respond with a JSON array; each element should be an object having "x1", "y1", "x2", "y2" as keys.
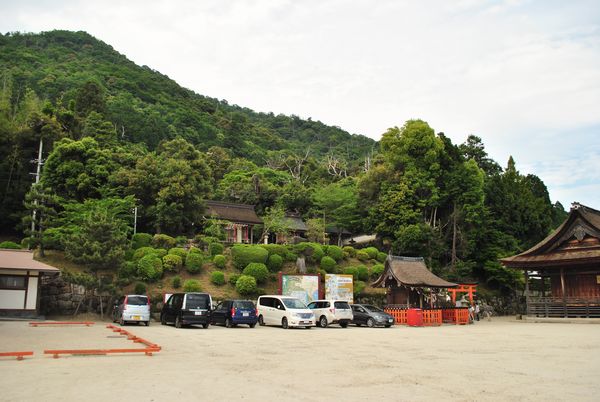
[{"x1": 211, "y1": 300, "x2": 258, "y2": 328}]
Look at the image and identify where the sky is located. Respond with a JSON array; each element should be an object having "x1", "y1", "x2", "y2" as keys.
[{"x1": 1, "y1": 0, "x2": 599, "y2": 208}]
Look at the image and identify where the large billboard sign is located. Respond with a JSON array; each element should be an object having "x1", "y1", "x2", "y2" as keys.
[
  {"x1": 280, "y1": 274, "x2": 320, "y2": 304},
  {"x1": 325, "y1": 274, "x2": 354, "y2": 303}
]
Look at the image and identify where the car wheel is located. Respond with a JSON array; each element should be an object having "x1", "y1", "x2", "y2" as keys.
[
  {"x1": 160, "y1": 314, "x2": 166, "y2": 325},
  {"x1": 385, "y1": 324, "x2": 391, "y2": 328},
  {"x1": 202, "y1": 323, "x2": 209, "y2": 329},
  {"x1": 305, "y1": 326, "x2": 312, "y2": 329},
  {"x1": 225, "y1": 318, "x2": 232, "y2": 328},
  {"x1": 249, "y1": 323, "x2": 256, "y2": 328},
  {"x1": 355, "y1": 323, "x2": 361, "y2": 327},
  {"x1": 175, "y1": 315, "x2": 182, "y2": 328},
  {"x1": 145, "y1": 321, "x2": 150, "y2": 327},
  {"x1": 258, "y1": 315, "x2": 265, "y2": 326},
  {"x1": 282, "y1": 317, "x2": 289, "y2": 329},
  {"x1": 319, "y1": 316, "x2": 328, "y2": 328},
  {"x1": 340, "y1": 322, "x2": 348, "y2": 328},
  {"x1": 366, "y1": 318, "x2": 375, "y2": 328}
]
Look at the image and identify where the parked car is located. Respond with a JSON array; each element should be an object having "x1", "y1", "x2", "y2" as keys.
[
  {"x1": 112, "y1": 294, "x2": 151, "y2": 326},
  {"x1": 211, "y1": 299, "x2": 258, "y2": 328},
  {"x1": 307, "y1": 299, "x2": 353, "y2": 328},
  {"x1": 351, "y1": 304, "x2": 394, "y2": 328},
  {"x1": 257, "y1": 295, "x2": 315, "y2": 329},
  {"x1": 160, "y1": 292, "x2": 213, "y2": 328}
]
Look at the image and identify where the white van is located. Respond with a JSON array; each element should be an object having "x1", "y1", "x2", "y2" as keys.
[
  {"x1": 257, "y1": 295, "x2": 315, "y2": 329},
  {"x1": 112, "y1": 294, "x2": 151, "y2": 326}
]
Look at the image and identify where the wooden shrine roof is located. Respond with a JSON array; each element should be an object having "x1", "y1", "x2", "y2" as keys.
[
  {"x1": 502, "y1": 203, "x2": 600, "y2": 269},
  {"x1": 205, "y1": 201, "x2": 263, "y2": 225},
  {"x1": 372, "y1": 255, "x2": 458, "y2": 289}
]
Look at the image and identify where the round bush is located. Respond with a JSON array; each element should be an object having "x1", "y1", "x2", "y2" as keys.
[
  {"x1": 188, "y1": 246, "x2": 203, "y2": 255},
  {"x1": 326, "y1": 245, "x2": 344, "y2": 261},
  {"x1": 134, "y1": 282, "x2": 147, "y2": 294},
  {"x1": 168, "y1": 247, "x2": 187, "y2": 259},
  {"x1": 211, "y1": 271, "x2": 226, "y2": 286},
  {"x1": 229, "y1": 273, "x2": 241, "y2": 286},
  {"x1": 183, "y1": 279, "x2": 202, "y2": 292},
  {"x1": 171, "y1": 275, "x2": 182, "y2": 289},
  {"x1": 242, "y1": 263, "x2": 269, "y2": 284},
  {"x1": 320, "y1": 256, "x2": 337, "y2": 273},
  {"x1": 342, "y1": 246, "x2": 356, "y2": 258},
  {"x1": 133, "y1": 246, "x2": 159, "y2": 262},
  {"x1": 356, "y1": 250, "x2": 370, "y2": 261},
  {"x1": 231, "y1": 245, "x2": 268, "y2": 270},
  {"x1": 371, "y1": 264, "x2": 385, "y2": 279},
  {"x1": 267, "y1": 254, "x2": 283, "y2": 272},
  {"x1": 364, "y1": 247, "x2": 379, "y2": 260},
  {"x1": 356, "y1": 265, "x2": 369, "y2": 281},
  {"x1": 0, "y1": 241, "x2": 21, "y2": 249},
  {"x1": 152, "y1": 234, "x2": 176, "y2": 249},
  {"x1": 236, "y1": 275, "x2": 257, "y2": 295},
  {"x1": 260, "y1": 244, "x2": 288, "y2": 257},
  {"x1": 294, "y1": 242, "x2": 324, "y2": 263},
  {"x1": 162, "y1": 254, "x2": 182, "y2": 272},
  {"x1": 137, "y1": 254, "x2": 163, "y2": 281},
  {"x1": 376, "y1": 252, "x2": 388, "y2": 263},
  {"x1": 131, "y1": 233, "x2": 152, "y2": 250},
  {"x1": 208, "y1": 242, "x2": 224, "y2": 256},
  {"x1": 213, "y1": 254, "x2": 226, "y2": 269},
  {"x1": 185, "y1": 252, "x2": 204, "y2": 274},
  {"x1": 353, "y1": 280, "x2": 366, "y2": 296},
  {"x1": 119, "y1": 261, "x2": 137, "y2": 279},
  {"x1": 343, "y1": 267, "x2": 358, "y2": 280},
  {"x1": 285, "y1": 252, "x2": 298, "y2": 262}
]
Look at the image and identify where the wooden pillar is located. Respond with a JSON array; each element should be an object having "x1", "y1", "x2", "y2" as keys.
[
  {"x1": 524, "y1": 270, "x2": 530, "y2": 316},
  {"x1": 560, "y1": 268, "x2": 566, "y2": 317},
  {"x1": 406, "y1": 288, "x2": 410, "y2": 308}
]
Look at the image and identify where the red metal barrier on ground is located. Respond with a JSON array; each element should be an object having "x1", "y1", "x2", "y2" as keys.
[
  {"x1": 44, "y1": 347, "x2": 159, "y2": 358},
  {"x1": 384, "y1": 308, "x2": 407, "y2": 325},
  {"x1": 105, "y1": 324, "x2": 161, "y2": 349},
  {"x1": 442, "y1": 308, "x2": 469, "y2": 325},
  {"x1": 422, "y1": 309, "x2": 442, "y2": 326},
  {"x1": 29, "y1": 321, "x2": 94, "y2": 327},
  {"x1": 0, "y1": 351, "x2": 34, "y2": 361}
]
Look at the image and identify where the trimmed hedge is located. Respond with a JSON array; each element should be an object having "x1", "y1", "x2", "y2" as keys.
[
  {"x1": 0, "y1": 241, "x2": 21, "y2": 249},
  {"x1": 171, "y1": 275, "x2": 182, "y2": 289},
  {"x1": 320, "y1": 256, "x2": 337, "y2": 273},
  {"x1": 260, "y1": 244, "x2": 288, "y2": 257},
  {"x1": 210, "y1": 271, "x2": 226, "y2": 286},
  {"x1": 162, "y1": 254, "x2": 182, "y2": 272},
  {"x1": 131, "y1": 233, "x2": 152, "y2": 250},
  {"x1": 208, "y1": 242, "x2": 224, "y2": 256},
  {"x1": 326, "y1": 245, "x2": 344, "y2": 261},
  {"x1": 376, "y1": 252, "x2": 388, "y2": 263},
  {"x1": 137, "y1": 254, "x2": 163, "y2": 281},
  {"x1": 236, "y1": 275, "x2": 257, "y2": 295},
  {"x1": 364, "y1": 247, "x2": 379, "y2": 260},
  {"x1": 152, "y1": 234, "x2": 176, "y2": 249},
  {"x1": 371, "y1": 264, "x2": 385, "y2": 279},
  {"x1": 213, "y1": 254, "x2": 226, "y2": 269},
  {"x1": 356, "y1": 265, "x2": 369, "y2": 281},
  {"x1": 242, "y1": 263, "x2": 269, "y2": 284},
  {"x1": 183, "y1": 279, "x2": 202, "y2": 292},
  {"x1": 356, "y1": 250, "x2": 370, "y2": 261},
  {"x1": 267, "y1": 254, "x2": 283, "y2": 272},
  {"x1": 185, "y1": 252, "x2": 204, "y2": 274},
  {"x1": 342, "y1": 246, "x2": 356, "y2": 258},
  {"x1": 132, "y1": 246, "x2": 159, "y2": 262},
  {"x1": 168, "y1": 247, "x2": 187, "y2": 259},
  {"x1": 353, "y1": 280, "x2": 366, "y2": 296},
  {"x1": 231, "y1": 245, "x2": 268, "y2": 270},
  {"x1": 343, "y1": 267, "x2": 358, "y2": 280},
  {"x1": 229, "y1": 273, "x2": 241, "y2": 286},
  {"x1": 294, "y1": 242, "x2": 325, "y2": 263},
  {"x1": 134, "y1": 282, "x2": 147, "y2": 294}
]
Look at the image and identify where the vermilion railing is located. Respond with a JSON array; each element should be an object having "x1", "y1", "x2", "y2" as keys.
[{"x1": 0, "y1": 351, "x2": 34, "y2": 361}]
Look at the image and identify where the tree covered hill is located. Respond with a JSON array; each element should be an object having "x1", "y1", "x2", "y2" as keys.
[{"x1": 0, "y1": 30, "x2": 375, "y2": 158}]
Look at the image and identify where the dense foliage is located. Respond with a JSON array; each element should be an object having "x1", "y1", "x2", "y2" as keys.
[{"x1": 0, "y1": 30, "x2": 568, "y2": 293}]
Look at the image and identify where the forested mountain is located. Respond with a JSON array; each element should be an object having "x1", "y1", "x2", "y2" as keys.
[{"x1": 0, "y1": 30, "x2": 567, "y2": 292}]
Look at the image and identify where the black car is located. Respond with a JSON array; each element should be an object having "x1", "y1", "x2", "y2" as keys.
[
  {"x1": 211, "y1": 300, "x2": 258, "y2": 328},
  {"x1": 160, "y1": 292, "x2": 212, "y2": 328},
  {"x1": 351, "y1": 304, "x2": 394, "y2": 328}
]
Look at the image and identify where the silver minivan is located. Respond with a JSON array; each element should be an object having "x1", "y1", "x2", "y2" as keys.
[{"x1": 112, "y1": 294, "x2": 151, "y2": 326}]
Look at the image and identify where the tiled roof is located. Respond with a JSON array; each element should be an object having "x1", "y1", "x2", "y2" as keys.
[
  {"x1": 205, "y1": 201, "x2": 263, "y2": 224},
  {"x1": 372, "y1": 255, "x2": 457, "y2": 288},
  {"x1": 0, "y1": 249, "x2": 60, "y2": 272}
]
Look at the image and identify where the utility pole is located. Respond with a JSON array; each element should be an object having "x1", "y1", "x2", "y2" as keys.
[
  {"x1": 132, "y1": 206, "x2": 138, "y2": 236},
  {"x1": 29, "y1": 138, "x2": 43, "y2": 247}
]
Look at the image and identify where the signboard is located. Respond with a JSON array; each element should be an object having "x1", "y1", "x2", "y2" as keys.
[
  {"x1": 280, "y1": 274, "x2": 320, "y2": 304},
  {"x1": 325, "y1": 274, "x2": 354, "y2": 304}
]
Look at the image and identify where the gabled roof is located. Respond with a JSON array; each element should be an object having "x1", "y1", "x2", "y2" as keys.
[
  {"x1": 284, "y1": 215, "x2": 308, "y2": 232},
  {"x1": 372, "y1": 255, "x2": 458, "y2": 288},
  {"x1": 502, "y1": 203, "x2": 600, "y2": 269},
  {"x1": 0, "y1": 249, "x2": 60, "y2": 272},
  {"x1": 205, "y1": 201, "x2": 263, "y2": 225}
]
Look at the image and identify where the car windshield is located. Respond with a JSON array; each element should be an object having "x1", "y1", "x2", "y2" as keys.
[
  {"x1": 364, "y1": 305, "x2": 384, "y2": 313},
  {"x1": 234, "y1": 301, "x2": 255, "y2": 309},
  {"x1": 334, "y1": 301, "x2": 350, "y2": 309},
  {"x1": 282, "y1": 298, "x2": 307, "y2": 309},
  {"x1": 126, "y1": 296, "x2": 148, "y2": 305},
  {"x1": 186, "y1": 294, "x2": 209, "y2": 309}
]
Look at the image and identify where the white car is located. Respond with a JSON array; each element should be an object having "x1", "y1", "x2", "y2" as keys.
[
  {"x1": 257, "y1": 295, "x2": 315, "y2": 329},
  {"x1": 307, "y1": 300, "x2": 353, "y2": 328}
]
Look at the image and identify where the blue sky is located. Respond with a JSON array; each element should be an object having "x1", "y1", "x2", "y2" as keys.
[{"x1": 1, "y1": 0, "x2": 599, "y2": 208}]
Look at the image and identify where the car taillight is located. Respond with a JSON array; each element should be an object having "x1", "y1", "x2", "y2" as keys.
[
  {"x1": 255, "y1": 308, "x2": 258, "y2": 316},
  {"x1": 231, "y1": 307, "x2": 236, "y2": 317},
  {"x1": 123, "y1": 296, "x2": 128, "y2": 311}
]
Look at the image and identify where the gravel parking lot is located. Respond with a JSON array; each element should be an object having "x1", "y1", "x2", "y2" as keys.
[{"x1": 1, "y1": 317, "x2": 599, "y2": 401}]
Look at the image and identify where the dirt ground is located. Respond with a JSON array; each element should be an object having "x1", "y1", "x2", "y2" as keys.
[{"x1": 1, "y1": 316, "x2": 599, "y2": 401}]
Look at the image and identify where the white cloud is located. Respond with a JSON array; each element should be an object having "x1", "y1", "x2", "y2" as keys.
[{"x1": 1, "y1": 0, "x2": 599, "y2": 207}]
